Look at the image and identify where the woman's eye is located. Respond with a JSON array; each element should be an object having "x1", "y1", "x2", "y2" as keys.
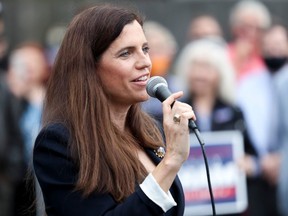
[
  {"x1": 143, "y1": 46, "x2": 150, "y2": 54},
  {"x1": 120, "y1": 51, "x2": 130, "y2": 57}
]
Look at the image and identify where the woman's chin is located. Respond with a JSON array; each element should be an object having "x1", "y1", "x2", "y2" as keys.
[{"x1": 137, "y1": 94, "x2": 150, "y2": 103}]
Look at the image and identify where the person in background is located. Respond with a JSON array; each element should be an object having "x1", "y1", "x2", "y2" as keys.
[
  {"x1": 174, "y1": 38, "x2": 281, "y2": 216},
  {"x1": 174, "y1": 39, "x2": 237, "y2": 133},
  {"x1": 232, "y1": 23, "x2": 284, "y2": 216},
  {"x1": 228, "y1": 0, "x2": 271, "y2": 81},
  {"x1": 259, "y1": 24, "x2": 288, "y2": 216},
  {"x1": 260, "y1": 24, "x2": 288, "y2": 186},
  {"x1": 228, "y1": 4, "x2": 280, "y2": 215},
  {"x1": 7, "y1": 42, "x2": 49, "y2": 163},
  {"x1": 0, "y1": 5, "x2": 9, "y2": 73},
  {"x1": 141, "y1": 21, "x2": 181, "y2": 123},
  {"x1": 33, "y1": 5, "x2": 196, "y2": 215},
  {"x1": 261, "y1": 24, "x2": 288, "y2": 75},
  {"x1": 186, "y1": 15, "x2": 223, "y2": 43},
  {"x1": 174, "y1": 39, "x2": 257, "y2": 156},
  {"x1": 7, "y1": 42, "x2": 50, "y2": 216},
  {"x1": 0, "y1": 74, "x2": 25, "y2": 216}
]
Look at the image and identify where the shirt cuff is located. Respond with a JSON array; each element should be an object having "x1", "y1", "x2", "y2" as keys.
[
  {"x1": 140, "y1": 173, "x2": 177, "y2": 212},
  {"x1": 251, "y1": 156, "x2": 261, "y2": 177}
]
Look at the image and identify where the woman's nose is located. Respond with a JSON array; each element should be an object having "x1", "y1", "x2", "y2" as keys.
[{"x1": 135, "y1": 52, "x2": 152, "y2": 70}]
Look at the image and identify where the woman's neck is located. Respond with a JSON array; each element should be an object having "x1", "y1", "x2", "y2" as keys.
[
  {"x1": 192, "y1": 94, "x2": 216, "y2": 116},
  {"x1": 109, "y1": 103, "x2": 131, "y2": 132}
]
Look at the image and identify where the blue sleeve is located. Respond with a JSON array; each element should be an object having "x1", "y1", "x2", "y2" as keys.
[
  {"x1": 278, "y1": 144, "x2": 288, "y2": 215},
  {"x1": 33, "y1": 124, "x2": 165, "y2": 216}
]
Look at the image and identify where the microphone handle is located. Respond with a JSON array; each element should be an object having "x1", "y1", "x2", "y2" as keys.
[
  {"x1": 155, "y1": 85, "x2": 173, "y2": 102},
  {"x1": 189, "y1": 120, "x2": 205, "y2": 146},
  {"x1": 188, "y1": 119, "x2": 197, "y2": 130},
  {"x1": 152, "y1": 85, "x2": 204, "y2": 145},
  {"x1": 154, "y1": 86, "x2": 203, "y2": 144}
]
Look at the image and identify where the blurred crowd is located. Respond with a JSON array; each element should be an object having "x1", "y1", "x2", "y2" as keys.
[
  {"x1": 0, "y1": 5, "x2": 65, "y2": 215},
  {"x1": 1, "y1": 0, "x2": 288, "y2": 216}
]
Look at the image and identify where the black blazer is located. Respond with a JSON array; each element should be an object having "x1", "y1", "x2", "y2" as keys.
[
  {"x1": 210, "y1": 99, "x2": 257, "y2": 156},
  {"x1": 184, "y1": 98, "x2": 257, "y2": 156},
  {"x1": 0, "y1": 75, "x2": 26, "y2": 182},
  {"x1": 33, "y1": 123, "x2": 185, "y2": 216}
]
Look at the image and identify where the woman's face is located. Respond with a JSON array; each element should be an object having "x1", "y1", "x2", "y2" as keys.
[
  {"x1": 98, "y1": 20, "x2": 151, "y2": 107},
  {"x1": 187, "y1": 60, "x2": 220, "y2": 97}
]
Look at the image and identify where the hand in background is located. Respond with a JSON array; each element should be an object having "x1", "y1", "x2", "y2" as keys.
[
  {"x1": 261, "y1": 153, "x2": 281, "y2": 186},
  {"x1": 237, "y1": 154, "x2": 259, "y2": 177}
]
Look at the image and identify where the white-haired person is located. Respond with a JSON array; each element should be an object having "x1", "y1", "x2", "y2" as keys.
[
  {"x1": 229, "y1": 0, "x2": 271, "y2": 81},
  {"x1": 174, "y1": 38, "x2": 279, "y2": 216},
  {"x1": 174, "y1": 39, "x2": 242, "y2": 134}
]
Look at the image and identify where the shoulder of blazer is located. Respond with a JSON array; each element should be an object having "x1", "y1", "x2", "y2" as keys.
[
  {"x1": 42, "y1": 122, "x2": 70, "y2": 135},
  {"x1": 35, "y1": 123, "x2": 70, "y2": 146},
  {"x1": 34, "y1": 122, "x2": 72, "y2": 163}
]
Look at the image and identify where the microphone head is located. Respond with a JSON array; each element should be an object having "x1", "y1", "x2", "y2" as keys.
[{"x1": 146, "y1": 76, "x2": 168, "y2": 98}]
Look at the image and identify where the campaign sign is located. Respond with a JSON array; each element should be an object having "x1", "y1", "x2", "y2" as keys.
[{"x1": 178, "y1": 131, "x2": 248, "y2": 216}]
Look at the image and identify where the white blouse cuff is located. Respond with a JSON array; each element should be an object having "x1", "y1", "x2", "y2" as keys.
[{"x1": 140, "y1": 173, "x2": 177, "y2": 212}]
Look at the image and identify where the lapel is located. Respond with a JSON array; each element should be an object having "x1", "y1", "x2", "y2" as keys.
[{"x1": 145, "y1": 148, "x2": 162, "y2": 165}]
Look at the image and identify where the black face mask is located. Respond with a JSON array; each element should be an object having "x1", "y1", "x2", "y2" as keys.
[{"x1": 263, "y1": 56, "x2": 287, "y2": 73}]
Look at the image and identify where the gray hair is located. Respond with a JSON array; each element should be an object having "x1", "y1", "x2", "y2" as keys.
[
  {"x1": 230, "y1": 0, "x2": 271, "y2": 29},
  {"x1": 174, "y1": 39, "x2": 236, "y2": 104}
]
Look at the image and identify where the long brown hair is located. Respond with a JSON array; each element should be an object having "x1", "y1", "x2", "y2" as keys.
[{"x1": 43, "y1": 4, "x2": 164, "y2": 202}]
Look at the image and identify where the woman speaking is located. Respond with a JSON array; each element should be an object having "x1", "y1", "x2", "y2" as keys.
[{"x1": 33, "y1": 4, "x2": 195, "y2": 215}]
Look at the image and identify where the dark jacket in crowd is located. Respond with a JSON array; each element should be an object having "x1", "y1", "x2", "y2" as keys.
[{"x1": 0, "y1": 75, "x2": 25, "y2": 183}]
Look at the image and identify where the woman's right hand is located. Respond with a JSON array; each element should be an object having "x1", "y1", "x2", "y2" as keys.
[
  {"x1": 161, "y1": 91, "x2": 196, "y2": 169},
  {"x1": 152, "y1": 91, "x2": 196, "y2": 193}
]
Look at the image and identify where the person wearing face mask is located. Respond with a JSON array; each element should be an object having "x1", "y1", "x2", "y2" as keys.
[
  {"x1": 230, "y1": 23, "x2": 288, "y2": 216},
  {"x1": 228, "y1": 0, "x2": 278, "y2": 179},
  {"x1": 259, "y1": 24, "x2": 288, "y2": 186},
  {"x1": 262, "y1": 25, "x2": 288, "y2": 73},
  {"x1": 263, "y1": 55, "x2": 287, "y2": 73},
  {"x1": 262, "y1": 25, "x2": 288, "y2": 74},
  {"x1": 260, "y1": 24, "x2": 288, "y2": 216}
]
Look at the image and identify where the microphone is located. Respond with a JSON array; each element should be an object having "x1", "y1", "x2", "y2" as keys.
[
  {"x1": 146, "y1": 76, "x2": 172, "y2": 103},
  {"x1": 146, "y1": 76, "x2": 199, "y2": 134},
  {"x1": 146, "y1": 76, "x2": 215, "y2": 215}
]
